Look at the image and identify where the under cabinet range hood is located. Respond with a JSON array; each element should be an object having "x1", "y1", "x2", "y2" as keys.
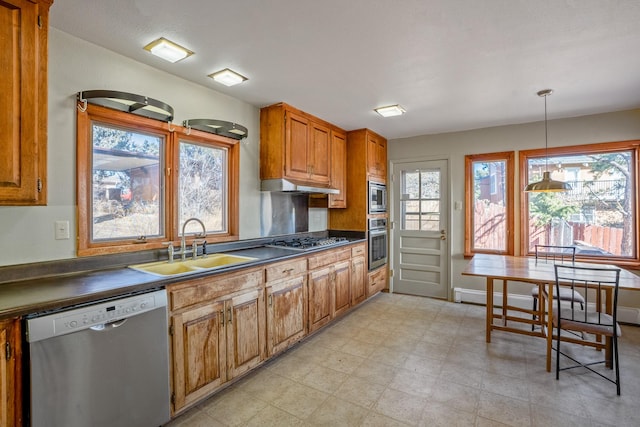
[{"x1": 260, "y1": 178, "x2": 339, "y2": 195}]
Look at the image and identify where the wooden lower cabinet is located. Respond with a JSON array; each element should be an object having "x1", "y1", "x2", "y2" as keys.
[
  {"x1": 307, "y1": 247, "x2": 352, "y2": 333},
  {"x1": 167, "y1": 243, "x2": 371, "y2": 416},
  {"x1": 333, "y1": 260, "x2": 351, "y2": 317},
  {"x1": 226, "y1": 289, "x2": 266, "y2": 379},
  {"x1": 170, "y1": 301, "x2": 226, "y2": 411},
  {"x1": 367, "y1": 266, "x2": 388, "y2": 297},
  {"x1": 351, "y1": 255, "x2": 367, "y2": 305},
  {"x1": 168, "y1": 269, "x2": 265, "y2": 414},
  {"x1": 308, "y1": 265, "x2": 334, "y2": 333},
  {"x1": 266, "y1": 275, "x2": 307, "y2": 356},
  {"x1": 1, "y1": 318, "x2": 21, "y2": 427}
]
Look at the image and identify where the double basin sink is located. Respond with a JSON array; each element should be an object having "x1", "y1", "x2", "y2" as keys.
[{"x1": 130, "y1": 254, "x2": 257, "y2": 277}]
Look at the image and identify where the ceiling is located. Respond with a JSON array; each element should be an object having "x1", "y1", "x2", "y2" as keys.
[{"x1": 50, "y1": 0, "x2": 640, "y2": 140}]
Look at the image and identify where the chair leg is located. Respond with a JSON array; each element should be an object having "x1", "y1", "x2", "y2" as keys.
[
  {"x1": 531, "y1": 297, "x2": 537, "y2": 331},
  {"x1": 555, "y1": 323, "x2": 561, "y2": 380},
  {"x1": 614, "y1": 334, "x2": 620, "y2": 395}
]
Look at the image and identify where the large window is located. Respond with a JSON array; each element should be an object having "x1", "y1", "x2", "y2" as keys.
[
  {"x1": 464, "y1": 152, "x2": 514, "y2": 256},
  {"x1": 77, "y1": 104, "x2": 239, "y2": 256},
  {"x1": 520, "y1": 141, "x2": 638, "y2": 264}
]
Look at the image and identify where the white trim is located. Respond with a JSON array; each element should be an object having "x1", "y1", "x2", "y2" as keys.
[{"x1": 453, "y1": 287, "x2": 640, "y2": 325}]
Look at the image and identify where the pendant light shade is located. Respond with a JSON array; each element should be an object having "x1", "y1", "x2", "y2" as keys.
[{"x1": 524, "y1": 89, "x2": 572, "y2": 193}]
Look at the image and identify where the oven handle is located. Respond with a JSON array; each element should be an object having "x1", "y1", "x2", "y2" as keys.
[{"x1": 89, "y1": 318, "x2": 128, "y2": 331}]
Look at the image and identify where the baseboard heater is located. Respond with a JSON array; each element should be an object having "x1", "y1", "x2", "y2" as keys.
[{"x1": 453, "y1": 287, "x2": 640, "y2": 325}]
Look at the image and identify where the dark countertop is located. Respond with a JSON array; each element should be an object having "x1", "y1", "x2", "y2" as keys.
[{"x1": 0, "y1": 238, "x2": 365, "y2": 319}]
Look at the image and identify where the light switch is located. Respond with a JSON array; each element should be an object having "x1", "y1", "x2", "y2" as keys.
[
  {"x1": 454, "y1": 201, "x2": 462, "y2": 210},
  {"x1": 55, "y1": 220, "x2": 70, "y2": 240}
]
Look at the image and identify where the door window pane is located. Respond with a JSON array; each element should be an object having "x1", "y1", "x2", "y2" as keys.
[
  {"x1": 179, "y1": 141, "x2": 227, "y2": 234},
  {"x1": 401, "y1": 169, "x2": 441, "y2": 231},
  {"x1": 525, "y1": 150, "x2": 635, "y2": 258},
  {"x1": 91, "y1": 124, "x2": 163, "y2": 241}
]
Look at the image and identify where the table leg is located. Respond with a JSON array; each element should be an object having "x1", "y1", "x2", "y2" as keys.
[
  {"x1": 546, "y1": 282, "x2": 554, "y2": 372},
  {"x1": 486, "y1": 277, "x2": 493, "y2": 343}
]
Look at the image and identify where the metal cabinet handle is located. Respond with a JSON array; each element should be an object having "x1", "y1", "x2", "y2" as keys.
[{"x1": 228, "y1": 307, "x2": 232, "y2": 324}]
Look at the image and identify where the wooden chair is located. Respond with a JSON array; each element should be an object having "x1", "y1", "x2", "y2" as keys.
[
  {"x1": 553, "y1": 264, "x2": 622, "y2": 395},
  {"x1": 531, "y1": 245, "x2": 584, "y2": 330}
]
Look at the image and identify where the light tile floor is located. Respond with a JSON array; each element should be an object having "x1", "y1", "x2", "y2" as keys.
[{"x1": 165, "y1": 292, "x2": 640, "y2": 427}]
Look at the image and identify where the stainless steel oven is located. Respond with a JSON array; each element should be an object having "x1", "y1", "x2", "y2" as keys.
[
  {"x1": 369, "y1": 218, "x2": 388, "y2": 270},
  {"x1": 368, "y1": 182, "x2": 387, "y2": 214}
]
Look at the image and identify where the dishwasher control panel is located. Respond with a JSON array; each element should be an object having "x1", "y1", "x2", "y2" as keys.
[{"x1": 26, "y1": 290, "x2": 168, "y2": 342}]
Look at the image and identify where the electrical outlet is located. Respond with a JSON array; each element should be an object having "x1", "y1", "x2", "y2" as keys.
[{"x1": 55, "y1": 220, "x2": 70, "y2": 240}]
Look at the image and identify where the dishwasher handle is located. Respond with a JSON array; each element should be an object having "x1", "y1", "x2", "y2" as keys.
[{"x1": 90, "y1": 318, "x2": 127, "y2": 331}]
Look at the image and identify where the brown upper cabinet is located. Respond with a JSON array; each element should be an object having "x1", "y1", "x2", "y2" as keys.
[
  {"x1": 329, "y1": 128, "x2": 388, "y2": 231},
  {"x1": 328, "y1": 129, "x2": 347, "y2": 208},
  {"x1": 0, "y1": 0, "x2": 53, "y2": 205},
  {"x1": 366, "y1": 131, "x2": 388, "y2": 181},
  {"x1": 260, "y1": 103, "x2": 345, "y2": 189}
]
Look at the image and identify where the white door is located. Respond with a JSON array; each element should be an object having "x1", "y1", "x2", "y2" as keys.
[{"x1": 392, "y1": 160, "x2": 449, "y2": 299}]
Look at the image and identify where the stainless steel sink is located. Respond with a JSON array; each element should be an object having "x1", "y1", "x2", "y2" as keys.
[{"x1": 129, "y1": 254, "x2": 257, "y2": 277}]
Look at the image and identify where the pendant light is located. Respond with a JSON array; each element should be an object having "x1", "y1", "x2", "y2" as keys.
[{"x1": 524, "y1": 89, "x2": 572, "y2": 192}]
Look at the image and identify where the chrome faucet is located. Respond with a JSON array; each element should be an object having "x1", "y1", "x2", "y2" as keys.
[{"x1": 180, "y1": 217, "x2": 206, "y2": 261}]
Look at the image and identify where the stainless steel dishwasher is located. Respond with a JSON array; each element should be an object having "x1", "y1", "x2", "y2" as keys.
[{"x1": 26, "y1": 289, "x2": 171, "y2": 427}]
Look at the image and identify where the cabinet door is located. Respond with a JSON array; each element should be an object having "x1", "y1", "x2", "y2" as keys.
[
  {"x1": 351, "y1": 255, "x2": 367, "y2": 306},
  {"x1": 0, "y1": 319, "x2": 20, "y2": 427},
  {"x1": 309, "y1": 121, "x2": 331, "y2": 184},
  {"x1": 0, "y1": 0, "x2": 50, "y2": 205},
  {"x1": 367, "y1": 134, "x2": 387, "y2": 181},
  {"x1": 333, "y1": 260, "x2": 351, "y2": 317},
  {"x1": 266, "y1": 275, "x2": 306, "y2": 356},
  {"x1": 329, "y1": 130, "x2": 347, "y2": 208},
  {"x1": 368, "y1": 267, "x2": 388, "y2": 297},
  {"x1": 308, "y1": 266, "x2": 334, "y2": 333},
  {"x1": 226, "y1": 288, "x2": 266, "y2": 379},
  {"x1": 171, "y1": 301, "x2": 226, "y2": 412},
  {"x1": 284, "y1": 110, "x2": 311, "y2": 181}
]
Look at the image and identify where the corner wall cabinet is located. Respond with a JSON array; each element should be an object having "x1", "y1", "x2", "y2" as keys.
[
  {"x1": 0, "y1": 0, "x2": 53, "y2": 205},
  {"x1": 329, "y1": 128, "x2": 388, "y2": 231},
  {"x1": 0, "y1": 318, "x2": 21, "y2": 427},
  {"x1": 260, "y1": 102, "x2": 346, "y2": 194}
]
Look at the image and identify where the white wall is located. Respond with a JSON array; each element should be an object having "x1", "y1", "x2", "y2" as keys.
[
  {"x1": 387, "y1": 109, "x2": 640, "y2": 306},
  {"x1": 0, "y1": 28, "x2": 263, "y2": 267}
]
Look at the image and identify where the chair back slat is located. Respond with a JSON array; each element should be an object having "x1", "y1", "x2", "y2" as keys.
[
  {"x1": 535, "y1": 245, "x2": 576, "y2": 264},
  {"x1": 554, "y1": 264, "x2": 620, "y2": 328}
]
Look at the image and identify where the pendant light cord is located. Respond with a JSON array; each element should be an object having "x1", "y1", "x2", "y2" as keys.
[{"x1": 544, "y1": 93, "x2": 548, "y2": 173}]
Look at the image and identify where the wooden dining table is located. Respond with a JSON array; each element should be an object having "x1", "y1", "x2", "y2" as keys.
[{"x1": 461, "y1": 254, "x2": 640, "y2": 372}]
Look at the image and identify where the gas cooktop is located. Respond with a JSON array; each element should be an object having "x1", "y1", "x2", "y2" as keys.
[{"x1": 266, "y1": 236, "x2": 349, "y2": 251}]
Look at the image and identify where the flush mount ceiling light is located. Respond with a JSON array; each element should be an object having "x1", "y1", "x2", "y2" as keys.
[
  {"x1": 208, "y1": 68, "x2": 248, "y2": 87},
  {"x1": 524, "y1": 89, "x2": 572, "y2": 192},
  {"x1": 143, "y1": 37, "x2": 194, "y2": 63},
  {"x1": 374, "y1": 104, "x2": 406, "y2": 117}
]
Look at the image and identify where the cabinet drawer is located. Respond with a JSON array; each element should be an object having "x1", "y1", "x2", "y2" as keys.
[
  {"x1": 168, "y1": 268, "x2": 264, "y2": 312},
  {"x1": 265, "y1": 258, "x2": 307, "y2": 282},
  {"x1": 351, "y1": 244, "x2": 366, "y2": 258},
  {"x1": 308, "y1": 247, "x2": 351, "y2": 270}
]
